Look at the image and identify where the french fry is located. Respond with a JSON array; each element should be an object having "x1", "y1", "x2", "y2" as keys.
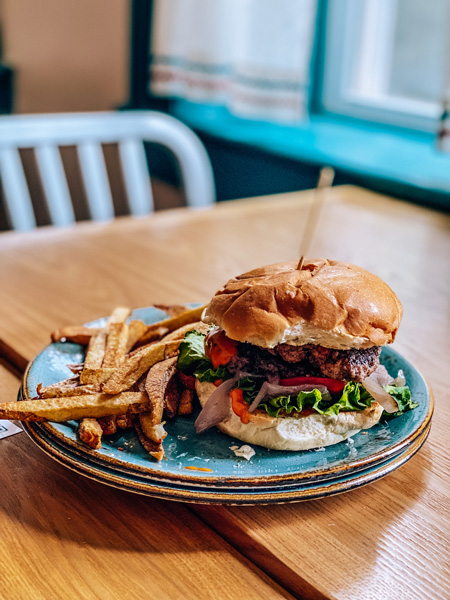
[
  {"x1": 116, "y1": 414, "x2": 133, "y2": 429},
  {"x1": 37, "y1": 379, "x2": 100, "y2": 398},
  {"x1": 51, "y1": 307, "x2": 185, "y2": 347},
  {"x1": 153, "y1": 304, "x2": 190, "y2": 317},
  {"x1": 127, "y1": 336, "x2": 169, "y2": 359},
  {"x1": 103, "y1": 322, "x2": 128, "y2": 368},
  {"x1": 78, "y1": 418, "x2": 103, "y2": 449},
  {"x1": 97, "y1": 415, "x2": 117, "y2": 435},
  {"x1": 103, "y1": 308, "x2": 131, "y2": 366},
  {"x1": 178, "y1": 371, "x2": 196, "y2": 391},
  {"x1": 51, "y1": 307, "x2": 129, "y2": 346},
  {"x1": 80, "y1": 330, "x2": 108, "y2": 384},
  {"x1": 137, "y1": 304, "x2": 207, "y2": 345},
  {"x1": 79, "y1": 367, "x2": 115, "y2": 385},
  {"x1": 139, "y1": 413, "x2": 167, "y2": 444},
  {"x1": 178, "y1": 389, "x2": 194, "y2": 416},
  {"x1": 67, "y1": 363, "x2": 84, "y2": 374},
  {"x1": 102, "y1": 340, "x2": 181, "y2": 394},
  {"x1": 51, "y1": 326, "x2": 102, "y2": 345},
  {"x1": 134, "y1": 417, "x2": 164, "y2": 461},
  {"x1": 125, "y1": 320, "x2": 148, "y2": 352},
  {"x1": 80, "y1": 307, "x2": 131, "y2": 384},
  {"x1": 140, "y1": 357, "x2": 178, "y2": 443},
  {"x1": 131, "y1": 327, "x2": 169, "y2": 350},
  {"x1": 135, "y1": 373, "x2": 147, "y2": 393},
  {"x1": 0, "y1": 392, "x2": 149, "y2": 422},
  {"x1": 163, "y1": 321, "x2": 209, "y2": 342},
  {"x1": 109, "y1": 306, "x2": 132, "y2": 324},
  {"x1": 37, "y1": 377, "x2": 77, "y2": 395},
  {"x1": 164, "y1": 376, "x2": 181, "y2": 420}
]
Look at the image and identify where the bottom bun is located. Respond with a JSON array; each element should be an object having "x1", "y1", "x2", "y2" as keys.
[{"x1": 196, "y1": 381, "x2": 383, "y2": 451}]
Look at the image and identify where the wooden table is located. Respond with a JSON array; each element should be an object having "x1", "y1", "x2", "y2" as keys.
[{"x1": 0, "y1": 186, "x2": 449, "y2": 600}]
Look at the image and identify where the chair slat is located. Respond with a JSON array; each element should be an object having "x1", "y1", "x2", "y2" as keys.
[
  {"x1": 77, "y1": 142, "x2": 114, "y2": 221},
  {"x1": 0, "y1": 148, "x2": 36, "y2": 231},
  {"x1": 0, "y1": 111, "x2": 215, "y2": 231},
  {"x1": 35, "y1": 145, "x2": 75, "y2": 226},
  {"x1": 118, "y1": 139, "x2": 153, "y2": 215}
]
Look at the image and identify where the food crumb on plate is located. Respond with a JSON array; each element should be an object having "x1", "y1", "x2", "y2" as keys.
[
  {"x1": 230, "y1": 445, "x2": 256, "y2": 460},
  {"x1": 184, "y1": 466, "x2": 213, "y2": 472}
]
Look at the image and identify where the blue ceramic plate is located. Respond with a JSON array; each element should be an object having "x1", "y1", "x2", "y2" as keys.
[
  {"x1": 22, "y1": 419, "x2": 430, "y2": 505},
  {"x1": 22, "y1": 306, "x2": 433, "y2": 488}
]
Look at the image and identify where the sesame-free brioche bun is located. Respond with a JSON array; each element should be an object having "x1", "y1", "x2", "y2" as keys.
[
  {"x1": 202, "y1": 259, "x2": 402, "y2": 350},
  {"x1": 196, "y1": 381, "x2": 383, "y2": 451}
]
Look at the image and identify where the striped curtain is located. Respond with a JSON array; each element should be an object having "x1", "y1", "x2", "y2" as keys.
[{"x1": 150, "y1": 0, "x2": 317, "y2": 123}]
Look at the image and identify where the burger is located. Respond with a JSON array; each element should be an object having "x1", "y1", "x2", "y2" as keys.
[{"x1": 177, "y1": 259, "x2": 417, "y2": 451}]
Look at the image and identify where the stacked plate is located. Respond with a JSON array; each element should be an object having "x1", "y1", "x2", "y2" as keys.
[{"x1": 21, "y1": 307, "x2": 433, "y2": 505}]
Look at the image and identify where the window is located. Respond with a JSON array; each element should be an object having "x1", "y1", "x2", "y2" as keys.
[
  {"x1": 321, "y1": 0, "x2": 450, "y2": 132},
  {"x1": 142, "y1": 0, "x2": 450, "y2": 206}
]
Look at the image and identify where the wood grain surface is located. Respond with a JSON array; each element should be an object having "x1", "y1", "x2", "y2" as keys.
[
  {"x1": 0, "y1": 366, "x2": 293, "y2": 600},
  {"x1": 0, "y1": 186, "x2": 449, "y2": 600}
]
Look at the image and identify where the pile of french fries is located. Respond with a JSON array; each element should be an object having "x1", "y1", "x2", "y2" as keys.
[{"x1": 0, "y1": 304, "x2": 209, "y2": 461}]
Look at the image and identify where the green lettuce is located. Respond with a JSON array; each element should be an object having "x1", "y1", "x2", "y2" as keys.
[
  {"x1": 382, "y1": 385, "x2": 419, "y2": 420},
  {"x1": 177, "y1": 330, "x2": 206, "y2": 373},
  {"x1": 332, "y1": 382, "x2": 374, "y2": 413},
  {"x1": 176, "y1": 330, "x2": 229, "y2": 383},
  {"x1": 236, "y1": 376, "x2": 259, "y2": 398},
  {"x1": 258, "y1": 390, "x2": 322, "y2": 418},
  {"x1": 257, "y1": 381, "x2": 373, "y2": 418},
  {"x1": 194, "y1": 362, "x2": 228, "y2": 382},
  {"x1": 236, "y1": 377, "x2": 415, "y2": 420}
]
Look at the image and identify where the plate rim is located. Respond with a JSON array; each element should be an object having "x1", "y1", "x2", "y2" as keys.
[
  {"x1": 22, "y1": 420, "x2": 431, "y2": 505},
  {"x1": 30, "y1": 410, "x2": 426, "y2": 489}
]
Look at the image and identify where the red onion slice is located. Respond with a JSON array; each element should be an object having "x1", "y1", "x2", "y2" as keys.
[
  {"x1": 393, "y1": 369, "x2": 406, "y2": 387},
  {"x1": 194, "y1": 376, "x2": 240, "y2": 433},
  {"x1": 371, "y1": 365, "x2": 394, "y2": 386},
  {"x1": 248, "y1": 382, "x2": 329, "y2": 413},
  {"x1": 361, "y1": 373, "x2": 399, "y2": 413}
]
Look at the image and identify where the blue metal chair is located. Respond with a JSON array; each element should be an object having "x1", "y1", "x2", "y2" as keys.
[{"x1": 0, "y1": 111, "x2": 215, "y2": 231}]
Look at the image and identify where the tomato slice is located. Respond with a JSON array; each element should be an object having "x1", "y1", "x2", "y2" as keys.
[
  {"x1": 230, "y1": 388, "x2": 250, "y2": 424},
  {"x1": 205, "y1": 329, "x2": 238, "y2": 369},
  {"x1": 279, "y1": 376, "x2": 346, "y2": 394}
]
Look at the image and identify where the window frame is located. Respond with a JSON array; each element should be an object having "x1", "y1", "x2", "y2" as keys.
[{"x1": 320, "y1": 0, "x2": 445, "y2": 133}]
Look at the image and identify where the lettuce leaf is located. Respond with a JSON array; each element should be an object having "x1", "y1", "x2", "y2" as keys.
[
  {"x1": 259, "y1": 389, "x2": 322, "y2": 418},
  {"x1": 236, "y1": 377, "x2": 415, "y2": 419},
  {"x1": 333, "y1": 382, "x2": 374, "y2": 413},
  {"x1": 176, "y1": 330, "x2": 229, "y2": 383},
  {"x1": 194, "y1": 362, "x2": 228, "y2": 382},
  {"x1": 257, "y1": 382, "x2": 373, "y2": 417},
  {"x1": 382, "y1": 385, "x2": 419, "y2": 420},
  {"x1": 237, "y1": 376, "x2": 259, "y2": 398},
  {"x1": 177, "y1": 330, "x2": 207, "y2": 373}
]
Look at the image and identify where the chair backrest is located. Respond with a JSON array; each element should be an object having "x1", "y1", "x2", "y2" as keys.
[{"x1": 0, "y1": 111, "x2": 215, "y2": 230}]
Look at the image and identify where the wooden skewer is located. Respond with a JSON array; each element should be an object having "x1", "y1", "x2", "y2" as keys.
[{"x1": 296, "y1": 167, "x2": 335, "y2": 270}]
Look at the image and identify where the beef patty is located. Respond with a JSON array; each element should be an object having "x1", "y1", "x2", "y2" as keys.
[{"x1": 228, "y1": 341, "x2": 381, "y2": 382}]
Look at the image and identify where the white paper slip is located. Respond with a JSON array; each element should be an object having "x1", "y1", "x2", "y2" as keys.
[{"x1": 0, "y1": 420, "x2": 22, "y2": 439}]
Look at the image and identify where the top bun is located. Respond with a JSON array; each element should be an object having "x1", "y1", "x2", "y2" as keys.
[{"x1": 202, "y1": 259, "x2": 402, "y2": 350}]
